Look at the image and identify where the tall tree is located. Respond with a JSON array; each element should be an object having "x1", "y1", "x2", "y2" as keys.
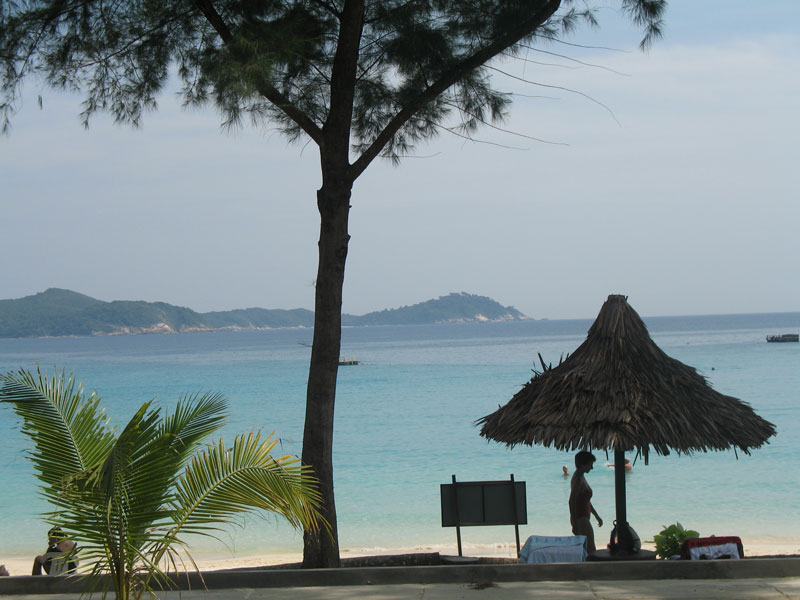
[{"x1": 0, "y1": 0, "x2": 665, "y2": 567}]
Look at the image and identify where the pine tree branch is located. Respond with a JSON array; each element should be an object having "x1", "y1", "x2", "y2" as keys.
[
  {"x1": 193, "y1": 0, "x2": 235, "y2": 43},
  {"x1": 349, "y1": 0, "x2": 562, "y2": 180},
  {"x1": 308, "y1": 0, "x2": 342, "y2": 19},
  {"x1": 322, "y1": 0, "x2": 364, "y2": 171},
  {"x1": 192, "y1": 0, "x2": 324, "y2": 145},
  {"x1": 439, "y1": 99, "x2": 568, "y2": 146},
  {"x1": 513, "y1": 45, "x2": 631, "y2": 76},
  {"x1": 434, "y1": 120, "x2": 529, "y2": 151},
  {"x1": 488, "y1": 64, "x2": 620, "y2": 125}
]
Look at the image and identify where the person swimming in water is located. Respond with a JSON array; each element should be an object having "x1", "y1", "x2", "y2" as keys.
[{"x1": 608, "y1": 457, "x2": 633, "y2": 472}]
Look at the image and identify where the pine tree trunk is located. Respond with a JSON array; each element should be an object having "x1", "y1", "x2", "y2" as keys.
[
  {"x1": 301, "y1": 0, "x2": 363, "y2": 567},
  {"x1": 301, "y1": 176, "x2": 351, "y2": 568}
]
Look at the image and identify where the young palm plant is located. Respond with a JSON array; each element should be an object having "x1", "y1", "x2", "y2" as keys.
[{"x1": 0, "y1": 367, "x2": 324, "y2": 600}]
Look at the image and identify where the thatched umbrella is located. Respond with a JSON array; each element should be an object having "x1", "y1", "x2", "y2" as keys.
[{"x1": 478, "y1": 294, "x2": 776, "y2": 555}]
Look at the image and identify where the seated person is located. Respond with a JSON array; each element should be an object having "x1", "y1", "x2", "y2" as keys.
[{"x1": 32, "y1": 528, "x2": 78, "y2": 576}]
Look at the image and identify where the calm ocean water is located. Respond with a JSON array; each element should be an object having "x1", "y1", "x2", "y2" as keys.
[{"x1": 1, "y1": 312, "x2": 798, "y2": 558}]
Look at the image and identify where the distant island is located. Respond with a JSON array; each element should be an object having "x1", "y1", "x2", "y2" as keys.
[{"x1": 0, "y1": 289, "x2": 529, "y2": 338}]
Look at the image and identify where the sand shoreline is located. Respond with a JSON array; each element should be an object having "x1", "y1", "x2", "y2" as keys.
[{"x1": 2, "y1": 538, "x2": 799, "y2": 577}]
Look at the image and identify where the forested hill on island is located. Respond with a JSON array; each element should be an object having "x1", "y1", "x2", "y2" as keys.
[{"x1": 0, "y1": 289, "x2": 529, "y2": 338}]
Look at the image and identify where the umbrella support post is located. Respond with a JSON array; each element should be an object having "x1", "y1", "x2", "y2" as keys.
[
  {"x1": 613, "y1": 449, "x2": 635, "y2": 554},
  {"x1": 589, "y1": 450, "x2": 656, "y2": 561}
]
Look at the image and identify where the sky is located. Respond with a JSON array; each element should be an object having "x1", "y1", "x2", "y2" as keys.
[{"x1": 1, "y1": 1, "x2": 799, "y2": 320}]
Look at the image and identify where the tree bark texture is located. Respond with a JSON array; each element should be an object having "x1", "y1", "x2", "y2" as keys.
[{"x1": 301, "y1": 175, "x2": 352, "y2": 569}]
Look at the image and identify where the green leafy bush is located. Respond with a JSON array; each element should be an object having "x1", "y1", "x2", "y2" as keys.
[{"x1": 652, "y1": 522, "x2": 700, "y2": 559}]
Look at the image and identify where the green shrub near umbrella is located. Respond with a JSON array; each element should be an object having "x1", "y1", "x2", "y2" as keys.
[{"x1": 651, "y1": 523, "x2": 699, "y2": 559}]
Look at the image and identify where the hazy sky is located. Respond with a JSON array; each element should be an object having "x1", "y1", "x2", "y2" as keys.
[{"x1": 2, "y1": 1, "x2": 798, "y2": 319}]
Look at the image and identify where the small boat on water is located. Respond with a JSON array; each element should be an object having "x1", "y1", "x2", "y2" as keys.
[
  {"x1": 338, "y1": 358, "x2": 360, "y2": 366},
  {"x1": 766, "y1": 334, "x2": 799, "y2": 343}
]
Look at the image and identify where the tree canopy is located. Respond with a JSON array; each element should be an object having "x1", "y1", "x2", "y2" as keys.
[{"x1": 1, "y1": 1, "x2": 663, "y2": 152}]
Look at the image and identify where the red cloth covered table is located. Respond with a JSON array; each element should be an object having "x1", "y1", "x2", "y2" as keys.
[{"x1": 680, "y1": 536, "x2": 744, "y2": 560}]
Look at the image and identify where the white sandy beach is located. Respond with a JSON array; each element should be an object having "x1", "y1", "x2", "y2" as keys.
[{"x1": 2, "y1": 538, "x2": 798, "y2": 577}]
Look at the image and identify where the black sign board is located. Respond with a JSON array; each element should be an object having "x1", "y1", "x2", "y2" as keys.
[{"x1": 440, "y1": 474, "x2": 527, "y2": 556}]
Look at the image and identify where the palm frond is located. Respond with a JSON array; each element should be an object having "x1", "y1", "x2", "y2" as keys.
[
  {"x1": 173, "y1": 431, "x2": 324, "y2": 534},
  {"x1": 158, "y1": 392, "x2": 228, "y2": 465},
  {"x1": 47, "y1": 403, "x2": 178, "y2": 586},
  {"x1": 0, "y1": 367, "x2": 115, "y2": 496},
  {"x1": 97, "y1": 402, "x2": 177, "y2": 529}
]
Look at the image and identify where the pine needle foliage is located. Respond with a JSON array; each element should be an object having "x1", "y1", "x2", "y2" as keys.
[
  {"x1": 0, "y1": 367, "x2": 324, "y2": 600},
  {"x1": 0, "y1": 0, "x2": 664, "y2": 158}
]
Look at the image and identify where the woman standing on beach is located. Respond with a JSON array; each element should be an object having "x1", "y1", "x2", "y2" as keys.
[{"x1": 569, "y1": 451, "x2": 603, "y2": 553}]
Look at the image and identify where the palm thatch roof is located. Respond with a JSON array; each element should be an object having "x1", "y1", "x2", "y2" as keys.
[{"x1": 478, "y1": 295, "x2": 776, "y2": 463}]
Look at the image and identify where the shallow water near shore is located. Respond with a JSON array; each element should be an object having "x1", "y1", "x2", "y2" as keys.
[{"x1": 1, "y1": 312, "x2": 798, "y2": 563}]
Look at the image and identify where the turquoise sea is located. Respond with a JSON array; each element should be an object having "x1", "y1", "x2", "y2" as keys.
[{"x1": 1, "y1": 313, "x2": 799, "y2": 560}]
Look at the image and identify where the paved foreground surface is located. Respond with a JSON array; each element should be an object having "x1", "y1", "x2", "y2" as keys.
[
  {"x1": 3, "y1": 559, "x2": 800, "y2": 599},
  {"x1": 2, "y1": 579, "x2": 800, "y2": 599}
]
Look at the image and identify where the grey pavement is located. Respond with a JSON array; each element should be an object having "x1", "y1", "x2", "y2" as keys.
[
  {"x1": 3, "y1": 559, "x2": 800, "y2": 599},
  {"x1": 2, "y1": 579, "x2": 800, "y2": 600}
]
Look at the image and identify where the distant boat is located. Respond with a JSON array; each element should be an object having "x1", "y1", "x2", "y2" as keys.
[
  {"x1": 338, "y1": 358, "x2": 360, "y2": 366},
  {"x1": 766, "y1": 334, "x2": 799, "y2": 343}
]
